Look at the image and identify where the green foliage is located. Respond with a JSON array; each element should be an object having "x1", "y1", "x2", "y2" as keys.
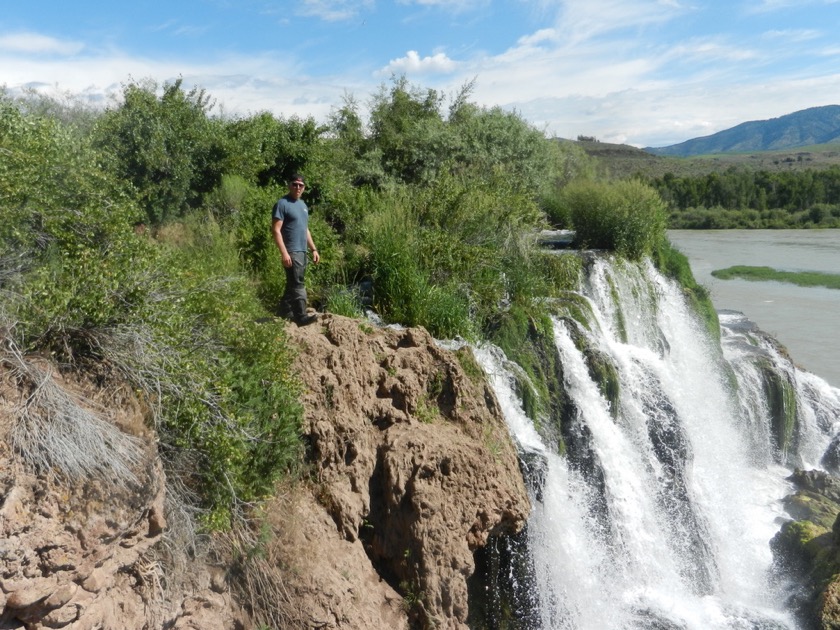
[
  {"x1": 551, "y1": 291, "x2": 597, "y2": 331},
  {"x1": 222, "y1": 112, "x2": 324, "y2": 189},
  {"x1": 344, "y1": 166, "x2": 570, "y2": 339},
  {"x1": 1, "y1": 97, "x2": 152, "y2": 349},
  {"x1": 362, "y1": 198, "x2": 474, "y2": 339},
  {"x1": 152, "y1": 216, "x2": 303, "y2": 525},
  {"x1": 2, "y1": 86, "x2": 101, "y2": 138},
  {"x1": 325, "y1": 77, "x2": 593, "y2": 200},
  {"x1": 449, "y1": 100, "x2": 577, "y2": 197},
  {"x1": 540, "y1": 254, "x2": 584, "y2": 295},
  {"x1": 562, "y1": 179, "x2": 668, "y2": 260},
  {"x1": 712, "y1": 265, "x2": 840, "y2": 290},
  {"x1": 2, "y1": 99, "x2": 303, "y2": 529},
  {"x1": 322, "y1": 286, "x2": 364, "y2": 318},
  {"x1": 224, "y1": 178, "x2": 344, "y2": 312},
  {"x1": 489, "y1": 306, "x2": 553, "y2": 422},
  {"x1": 651, "y1": 166, "x2": 840, "y2": 228},
  {"x1": 7, "y1": 76, "x2": 751, "y2": 533},
  {"x1": 368, "y1": 77, "x2": 453, "y2": 186},
  {"x1": 92, "y1": 78, "x2": 226, "y2": 225}
]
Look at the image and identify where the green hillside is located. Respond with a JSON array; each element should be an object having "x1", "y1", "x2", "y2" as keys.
[
  {"x1": 645, "y1": 105, "x2": 840, "y2": 157},
  {"x1": 571, "y1": 138, "x2": 840, "y2": 180}
]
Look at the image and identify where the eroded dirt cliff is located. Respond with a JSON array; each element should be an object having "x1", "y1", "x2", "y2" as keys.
[
  {"x1": 1, "y1": 314, "x2": 530, "y2": 629},
  {"x1": 0, "y1": 353, "x2": 240, "y2": 629},
  {"x1": 241, "y1": 314, "x2": 530, "y2": 629}
]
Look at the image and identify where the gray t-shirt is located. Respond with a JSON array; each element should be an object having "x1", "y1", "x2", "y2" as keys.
[{"x1": 272, "y1": 195, "x2": 309, "y2": 252}]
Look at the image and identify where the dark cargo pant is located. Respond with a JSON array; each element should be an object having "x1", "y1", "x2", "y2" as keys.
[{"x1": 279, "y1": 251, "x2": 308, "y2": 321}]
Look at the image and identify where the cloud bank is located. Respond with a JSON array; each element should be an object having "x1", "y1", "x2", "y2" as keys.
[{"x1": 2, "y1": 0, "x2": 839, "y2": 147}]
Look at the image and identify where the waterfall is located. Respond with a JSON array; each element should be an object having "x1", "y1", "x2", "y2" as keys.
[{"x1": 475, "y1": 255, "x2": 840, "y2": 630}]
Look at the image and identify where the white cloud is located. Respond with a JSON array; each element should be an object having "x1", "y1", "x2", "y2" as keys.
[
  {"x1": 2, "y1": 0, "x2": 839, "y2": 151},
  {"x1": 555, "y1": 0, "x2": 685, "y2": 43},
  {"x1": 666, "y1": 38, "x2": 759, "y2": 63},
  {"x1": 507, "y1": 72, "x2": 840, "y2": 146},
  {"x1": 0, "y1": 32, "x2": 84, "y2": 56},
  {"x1": 297, "y1": 0, "x2": 374, "y2": 21},
  {"x1": 746, "y1": 0, "x2": 839, "y2": 14},
  {"x1": 761, "y1": 28, "x2": 821, "y2": 42},
  {"x1": 377, "y1": 50, "x2": 458, "y2": 76},
  {"x1": 397, "y1": 0, "x2": 487, "y2": 11},
  {"x1": 151, "y1": 20, "x2": 211, "y2": 37},
  {"x1": 818, "y1": 45, "x2": 840, "y2": 56},
  {"x1": 0, "y1": 45, "x2": 353, "y2": 121},
  {"x1": 516, "y1": 29, "x2": 558, "y2": 47}
]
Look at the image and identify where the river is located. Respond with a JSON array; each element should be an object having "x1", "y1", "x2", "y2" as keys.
[{"x1": 667, "y1": 229, "x2": 840, "y2": 388}]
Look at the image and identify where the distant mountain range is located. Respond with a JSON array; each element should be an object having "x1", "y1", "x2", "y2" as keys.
[{"x1": 645, "y1": 105, "x2": 840, "y2": 157}]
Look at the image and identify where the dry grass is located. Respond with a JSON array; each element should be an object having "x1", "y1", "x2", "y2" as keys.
[
  {"x1": 219, "y1": 482, "x2": 308, "y2": 629},
  {"x1": 3, "y1": 334, "x2": 144, "y2": 486}
]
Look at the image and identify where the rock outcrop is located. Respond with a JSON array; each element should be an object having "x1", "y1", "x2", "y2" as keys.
[
  {"x1": 249, "y1": 314, "x2": 530, "y2": 629},
  {"x1": 0, "y1": 355, "x2": 239, "y2": 629},
  {"x1": 771, "y1": 469, "x2": 840, "y2": 629}
]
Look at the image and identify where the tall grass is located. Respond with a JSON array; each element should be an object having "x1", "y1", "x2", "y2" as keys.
[{"x1": 362, "y1": 200, "x2": 474, "y2": 338}]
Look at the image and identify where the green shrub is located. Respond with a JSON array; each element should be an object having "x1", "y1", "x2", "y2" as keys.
[
  {"x1": 363, "y1": 201, "x2": 435, "y2": 325},
  {"x1": 541, "y1": 189, "x2": 573, "y2": 228},
  {"x1": 564, "y1": 179, "x2": 667, "y2": 260},
  {"x1": 91, "y1": 79, "x2": 226, "y2": 225},
  {"x1": 1, "y1": 98, "x2": 154, "y2": 351},
  {"x1": 139, "y1": 213, "x2": 304, "y2": 526},
  {"x1": 2, "y1": 96, "x2": 304, "y2": 529}
]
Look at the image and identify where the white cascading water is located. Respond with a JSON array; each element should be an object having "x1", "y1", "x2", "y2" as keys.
[{"x1": 475, "y1": 255, "x2": 840, "y2": 630}]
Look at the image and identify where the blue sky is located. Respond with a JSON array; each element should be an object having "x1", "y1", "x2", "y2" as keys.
[{"x1": 2, "y1": 0, "x2": 839, "y2": 147}]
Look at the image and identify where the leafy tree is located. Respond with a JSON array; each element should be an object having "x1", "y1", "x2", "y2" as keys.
[
  {"x1": 2, "y1": 86, "x2": 101, "y2": 138},
  {"x1": 651, "y1": 165, "x2": 840, "y2": 227},
  {"x1": 367, "y1": 76, "x2": 456, "y2": 185},
  {"x1": 223, "y1": 112, "x2": 323, "y2": 187},
  {"x1": 93, "y1": 78, "x2": 226, "y2": 224}
]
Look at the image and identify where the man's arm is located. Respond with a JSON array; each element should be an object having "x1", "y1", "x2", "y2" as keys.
[
  {"x1": 306, "y1": 229, "x2": 320, "y2": 264},
  {"x1": 272, "y1": 218, "x2": 292, "y2": 268}
]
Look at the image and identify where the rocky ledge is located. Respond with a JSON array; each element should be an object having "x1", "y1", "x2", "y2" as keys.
[
  {"x1": 771, "y1": 469, "x2": 840, "y2": 629},
  {"x1": 249, "y1": 314, "x2": 530, "y2": 629}
]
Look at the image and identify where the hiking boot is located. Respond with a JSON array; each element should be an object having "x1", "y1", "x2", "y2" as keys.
[{"x1": 295, "y1": 313, "x2": 318, "y2": 326}]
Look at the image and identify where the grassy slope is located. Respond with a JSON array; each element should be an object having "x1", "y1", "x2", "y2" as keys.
[{"x1": 565, "y1": 138, "x2": 840, "y2": 180}]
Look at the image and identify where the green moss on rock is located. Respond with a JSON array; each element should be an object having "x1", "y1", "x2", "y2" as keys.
[
  {"x1": 757, "y1": 358, "x2": 798, "y2": 462},
  {"x1": 772, "y1": 471, "x2": 840, "y2": 628}
]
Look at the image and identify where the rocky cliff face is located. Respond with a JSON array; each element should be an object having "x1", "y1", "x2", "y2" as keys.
[
  {"x1": 0, "y1": 354, "x2": 239, "y2": 630},
  {"x1": 246, "y1": 314, "x2": 530, "y2": 629},
  {"x1": 1, "y1": 314, "x2": 530, "y2": 629}
]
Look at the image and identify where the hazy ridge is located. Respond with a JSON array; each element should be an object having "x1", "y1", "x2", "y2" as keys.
[{"x1": 644, "y1": 104, "x2": 840, "y2": 157}]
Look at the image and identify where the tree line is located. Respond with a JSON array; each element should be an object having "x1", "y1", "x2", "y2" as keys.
[{"x1": 647, "y1": 166, "x2": 840, "y2": 228}]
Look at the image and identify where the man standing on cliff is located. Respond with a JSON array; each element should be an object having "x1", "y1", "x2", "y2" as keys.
[{"x1": 272, "y1": 174, "x2": 320, "y2": 326}]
